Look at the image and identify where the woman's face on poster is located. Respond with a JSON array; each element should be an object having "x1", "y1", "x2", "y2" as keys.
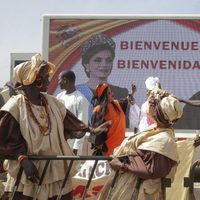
[{"x1": 85, "y1": 49, "x2": 113, "y2": 79}]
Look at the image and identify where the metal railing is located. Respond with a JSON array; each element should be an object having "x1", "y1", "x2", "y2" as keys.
[
  {"x1": 2, "y1": 155, "x2": 172, "y2": 200},
  {"x1": 184, "y1": 160, "x2": 200, "y2": 199},
  {"x1": 6, "y1": 155, "x2": 112, "y2": 200}
]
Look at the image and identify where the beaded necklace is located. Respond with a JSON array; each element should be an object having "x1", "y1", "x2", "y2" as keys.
[{"x1": 24, "y1": 94, "x2": 51, "y2": 135}]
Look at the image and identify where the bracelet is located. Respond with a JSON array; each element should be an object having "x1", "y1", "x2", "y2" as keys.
[
  {"x1": 17, "y1": 155, "x2": 28, "y2": 165},
  {"x1": 88, "y1": 126, "x2": 94, "y2": 134},
  {"x1": 120, "y1": 163, "x2": 128, "y2": 171}
]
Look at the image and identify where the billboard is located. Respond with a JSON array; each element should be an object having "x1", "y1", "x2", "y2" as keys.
[
  {"x1": 42, "y1": 15, "x2": 200, "y2": 129},
  {"x1": 10, "y1": 53, "x2": 36, "y2": 80}
]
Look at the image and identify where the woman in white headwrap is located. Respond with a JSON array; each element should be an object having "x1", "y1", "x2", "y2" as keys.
[
  {"x1": 0, "y1": 53, "x2": 111, "y2": 200},
  {"x1": 97, "y1": 86, "x2": 183, "y2": 200}
]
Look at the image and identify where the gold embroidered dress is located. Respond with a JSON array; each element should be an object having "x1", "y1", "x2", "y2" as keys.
[{"x1": 98, "y1": 125, "x2": 179, "y2": 200}]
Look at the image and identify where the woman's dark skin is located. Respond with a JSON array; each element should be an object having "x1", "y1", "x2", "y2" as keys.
[
  {"x1": 16, "y1": 65, "x2": 51, "y2": 183},
  {"x1": 23, "y1": 65, "x2": 50, "y2": 105}
]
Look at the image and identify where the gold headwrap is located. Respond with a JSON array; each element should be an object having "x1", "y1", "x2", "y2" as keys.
[
  {"x1": 148, "y1": 87, "x2": 183, "y2": 123},
  {"x1": 13, "y1": 53, "x2": 55, "y2": 86}
]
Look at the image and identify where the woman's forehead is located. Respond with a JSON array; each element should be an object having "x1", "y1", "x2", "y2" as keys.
[{"x1": 91, "y1": 49, "x2": 113, "y2": 58}]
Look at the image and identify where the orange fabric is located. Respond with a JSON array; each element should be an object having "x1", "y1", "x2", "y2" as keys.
[
  {"x1": 95, "y1": 83, "x2": 108, "y2": 98},
  {"x1": 93, "y1": 100, "x2": 126, "y2": 156}
]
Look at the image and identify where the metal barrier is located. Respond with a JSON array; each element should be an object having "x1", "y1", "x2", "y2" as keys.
[
  {"x1": 3, "y1": 155, "x2": 172, "y2": 200},
  {"x1": 6, "y1": 155, "x2": 112, "y2": 200},
  {"x1": 184, "y1": 160, "x2": 200, "y2": 199}
]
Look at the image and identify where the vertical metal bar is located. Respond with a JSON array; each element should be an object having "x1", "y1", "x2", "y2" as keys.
[
  {"x1": 161, "y1": 178, "x2": 166, "y2": 200},
  {"x1": 189, "y1": 160, "x2": 198, "y2": 193},
  {"x1": 56, "y1": 160, "x2": 74, "y2": 200},
  {"x1": 33, "y1": 160, "x2": 50, "y2": 200},
  {"x1": 188, "y1": 160, "x2": 200, "y2": 200},
  {"x1": 130, "y1": 178, "x2": 141, "y2": 200},
  {"x1": 106, "y1": 170, "x2": 119, "y2": 200},
  {"x1": 82, "y1": 160, "x2": 98, "y2": 200},
  {"x1": 10, "y1": 167, "x2": 23, "y2": 200}
]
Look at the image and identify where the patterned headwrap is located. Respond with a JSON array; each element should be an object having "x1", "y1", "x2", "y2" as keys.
[
  {"x1": 95, "y1": 83, "x2": 109, "y2": 98},
  {"x1": 82, "y1": 33, "x2": 116, "y2": 57},
  {"x1": 13, "y1": 53, "x2": 55, "y2": 86},
  {"x1": 148, "y1": 87, "x2": 183, "y2": 124}
]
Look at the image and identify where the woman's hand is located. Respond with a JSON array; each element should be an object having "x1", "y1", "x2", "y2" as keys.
[
  {"x1": 21, "y1": 159, "x2": 40, "y2": 183},
  {"x1": 110, "y1": 157, "x2": 123, "y2": 170},
  {"x1": 131, "y1": 84, "x2": 137, "y2": 95},
  {"x1": 90, "y1": 120, "x2": 112, "y2": 135},
  {"x1": 110, "y1": 157, "x2": 128, "y2": 171}
]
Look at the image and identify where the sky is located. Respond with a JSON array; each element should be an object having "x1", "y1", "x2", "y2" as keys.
[{"x1": 0, "y1": 0, "x2": 200, "y2": 88}]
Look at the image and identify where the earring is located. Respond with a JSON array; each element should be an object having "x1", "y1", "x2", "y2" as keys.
[{"x1": 35, "y1": 82, "x2": 43, "y2": 89}]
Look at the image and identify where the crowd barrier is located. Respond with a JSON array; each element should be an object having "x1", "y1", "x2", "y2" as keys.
[
  {"x1": 4, "y1": 155, "x2": 112, "y2": 200},
  {"x1": 1, "y1": 129, "x2": 200, "y2": 199},
  {"x1": 2, "y1": 155, "x2": 173, "y2": 200}
]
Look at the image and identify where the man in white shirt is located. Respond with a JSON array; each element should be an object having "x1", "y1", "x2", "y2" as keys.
[
  {"x1": 138, "y1": 76, "x2": 160, "y2": 131},
  {"x1": 129, "y1": 102, "x2": 140, "y2": 133},
  {"x1": 57, "y1": 70, "x2": 89, "y2": 155},
  {"x1": 128, "y1": 84, "x2": 141, "y2": 133}
]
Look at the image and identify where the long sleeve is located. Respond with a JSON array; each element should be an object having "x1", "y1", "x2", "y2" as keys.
[
  {"x1": 73, "y1": 95, "x2": 89, "y2": 151},
  {"x1": 76, "y1": 96, "x2": 89, "y2": 124},
  {"x1": 0, "y1": 111, "x2": 27, "y2": 157},
  {"x1": 129, "y1": 103, "x2": 140, "y2": 130},
  {"x1": 124, "y1": 149, "x2": 175, "y2": 180},
  {"x1": 63, "y1": 110, "x2": 88, "y2": 140},
  {"x1": 119, "y1": 98, "x2": 128, "y2": 114}
]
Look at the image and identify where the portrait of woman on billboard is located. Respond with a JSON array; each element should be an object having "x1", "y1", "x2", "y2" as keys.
[
  {"x1": 76, "y1": 33, "x2": 128, "y2": 123},
  {"x1": 46, "y1": 18, "x2": 200, "y2": 130}
]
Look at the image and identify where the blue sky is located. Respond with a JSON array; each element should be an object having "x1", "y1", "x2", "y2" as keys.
[{"x1": 0, "y1": 0, "x2": 200, "y2": 87}]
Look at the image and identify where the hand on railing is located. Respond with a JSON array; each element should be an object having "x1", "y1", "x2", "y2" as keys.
[
  {"x1": 21, "y1": 159, "x2": 40, "y2": 183},
  {"x1": 109, "y1": 157, "x2": 128, "y2": 171}
]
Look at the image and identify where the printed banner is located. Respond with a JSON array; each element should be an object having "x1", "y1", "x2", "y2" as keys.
[
  {"x1": 72, "y1": 160, "x2": 111, "y2": 199},
  {"x1": 44, "y1": 17, "x2": 200, "y2": 129}
]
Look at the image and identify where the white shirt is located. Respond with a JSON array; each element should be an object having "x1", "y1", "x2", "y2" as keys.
[
  {"x1": 129, "y1": 103, "x2": 141, "y2": 133},
  {"x1": 138, "y1": 101, "x2": 154, "y2": 132},
  {"x1": 57, "y1": 90, "x2": 89, "y2": 154}
]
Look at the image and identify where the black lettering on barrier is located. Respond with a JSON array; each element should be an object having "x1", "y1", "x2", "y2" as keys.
[
  {"x1": 76, "y1": 161, "x2": 112, "y2": 178},
  {"x1": 96, "y1": 162, "x2": 104, "y2": 177},
  {"x1": 105, "y1": 161, "x2": 112, "y2": 175}
]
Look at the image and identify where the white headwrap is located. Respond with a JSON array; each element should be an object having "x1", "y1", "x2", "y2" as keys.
[
  {"x1": 160, "y1": 95, "x2": 183, "y2": 122},
  {"x1": 148, "y1": 87, "x2": 183, "y2": 123},
  {"x1": 13, "y1": 53, "x2": 55, "y2": 86},
  {"x1": 145, "y1": 76, "x2": 160, "y2": 91}
]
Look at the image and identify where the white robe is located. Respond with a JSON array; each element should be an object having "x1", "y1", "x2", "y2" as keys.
[{"x1": 2, "y1": 93, "x2": 76, "y2": 199}]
